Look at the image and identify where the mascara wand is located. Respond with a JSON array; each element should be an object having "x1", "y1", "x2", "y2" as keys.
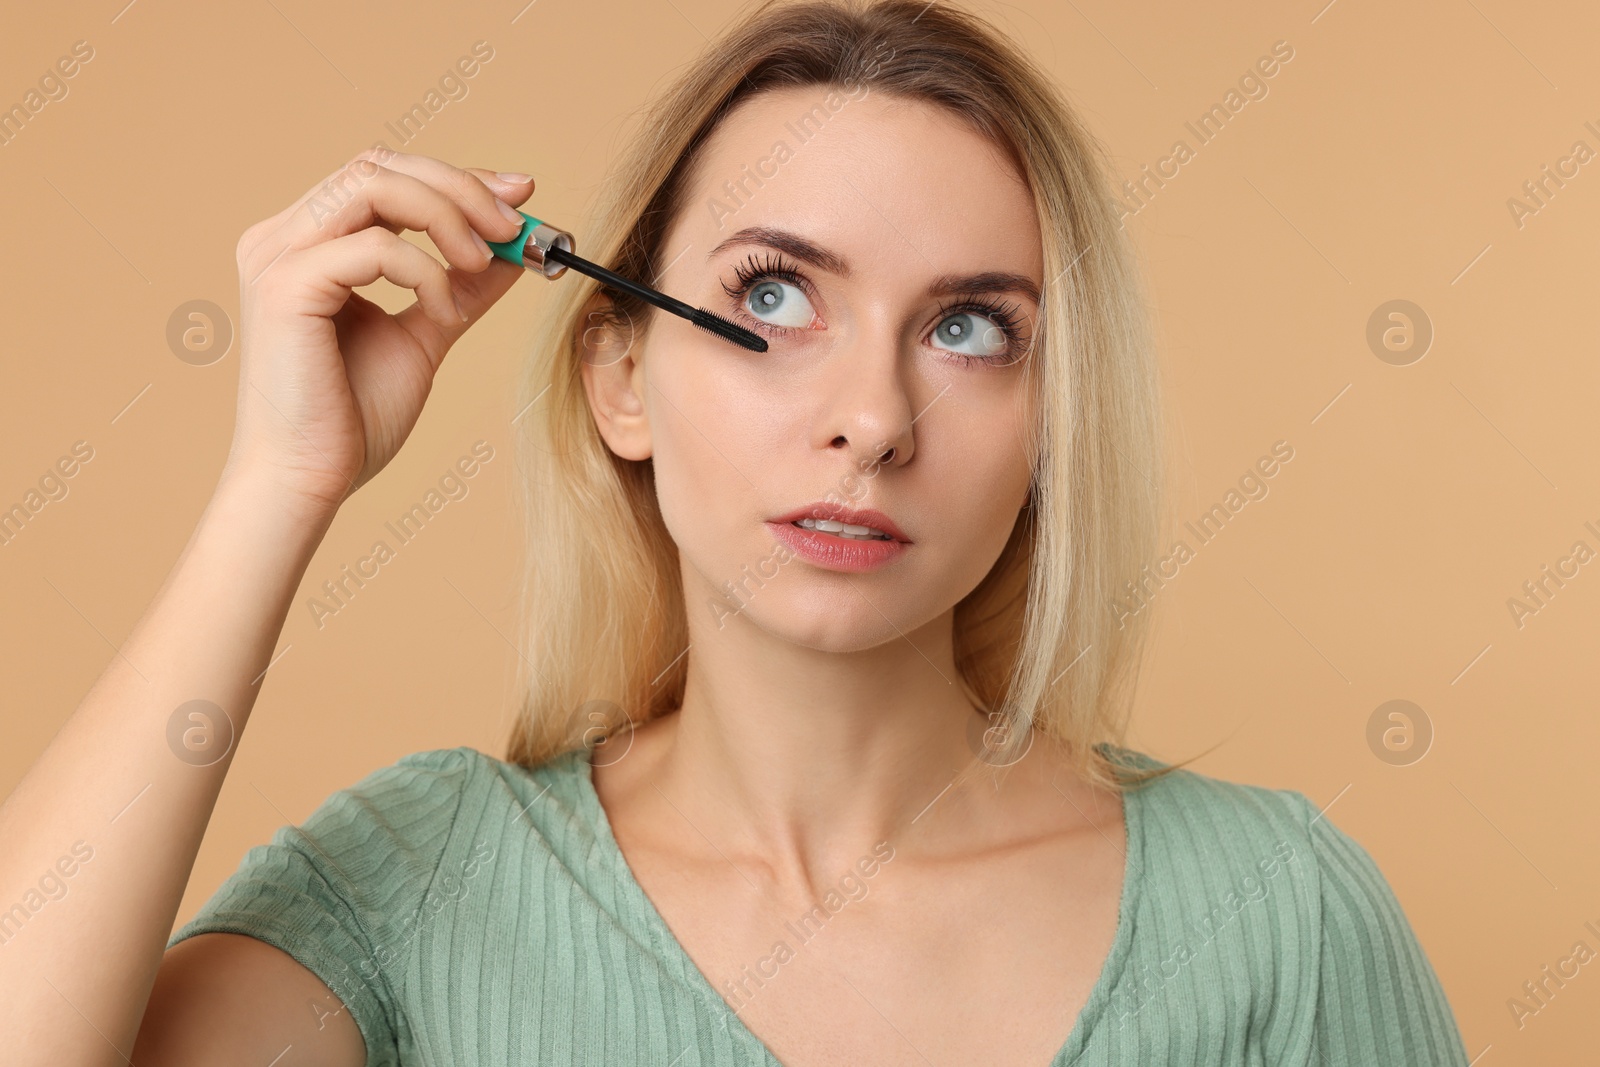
[{"x1": 485, "y1": 210, "x2": 768, "y2": 353}]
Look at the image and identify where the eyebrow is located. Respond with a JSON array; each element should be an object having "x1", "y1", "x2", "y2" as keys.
[{"x1": 707, "y1": 226, "x2": 1041, "y2": 306}]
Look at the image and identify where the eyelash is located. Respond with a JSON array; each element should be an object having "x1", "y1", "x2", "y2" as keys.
[{"x1": 718, "y1": 251, "x2": 1030, "y2": 367}]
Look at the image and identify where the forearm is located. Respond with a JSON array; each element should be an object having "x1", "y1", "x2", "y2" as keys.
[{"x1": 0, "y1": 464, "x2": 336, "y2": 1065}]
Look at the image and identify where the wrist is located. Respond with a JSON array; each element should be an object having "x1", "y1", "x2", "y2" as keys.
[{"x1": 212, "y1": 453, "x2": 345, "y2": 544}]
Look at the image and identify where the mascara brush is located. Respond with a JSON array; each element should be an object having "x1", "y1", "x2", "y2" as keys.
[{"x1": 485, "y1": 210, "x2": 768, "y2": 353}]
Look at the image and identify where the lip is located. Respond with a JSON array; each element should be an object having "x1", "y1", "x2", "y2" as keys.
[
  {"x1": 766, "y1": 502, "x2": 911, "y2": 543},
  {"x1": 763, "y1": 501, "x2": 911, "y2": 575},
  {"x1": 765, "y1": 519, "x2": 909, "y2": 573}
]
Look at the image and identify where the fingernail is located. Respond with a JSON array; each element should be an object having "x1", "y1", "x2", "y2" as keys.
[
  {"x1": 470, "y1": 229, "x2": 492, "y2": 261},
  {"x1": 495, "y1": 172, "x2": 534, "y2": 184},
  {"x1": 455, "y1": 293, "x2": 470, "y2": 323},
  {"x1": 495, "y1": 198, "x2": 525, "y2": 225}
]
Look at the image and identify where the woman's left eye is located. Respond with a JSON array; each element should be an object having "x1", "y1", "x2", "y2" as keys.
[
  {"x1": 742, "y1": 279, "x2": 816, "y2": 328},
  {"x1": 930, "y1": 311, "x2": 1011, "y2": 359}
]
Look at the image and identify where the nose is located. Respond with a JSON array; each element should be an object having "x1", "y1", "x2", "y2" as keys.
[
  {"x1": 816, "y1": 334, "x2": 916, "y2": 475},
  {"x1": 829, "y1": 432, "x2": 900, "y2": 472}
]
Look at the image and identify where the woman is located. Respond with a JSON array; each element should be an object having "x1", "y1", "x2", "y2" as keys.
[{"x1": 0, "y1": 0, "x2": 1469, "y2": 1064}]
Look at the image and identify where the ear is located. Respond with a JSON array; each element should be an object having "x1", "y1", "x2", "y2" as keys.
[{"x1": 577, "y1": 291, "x2": 652, "y2": 461}]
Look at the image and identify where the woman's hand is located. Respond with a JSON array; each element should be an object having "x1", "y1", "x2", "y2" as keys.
[
  {"x1": 226, "y1": 147, "x2": 535, "y2": 517},
  {"x1": 2, "y1": 149, "x2": 539, "y2": 1067}
]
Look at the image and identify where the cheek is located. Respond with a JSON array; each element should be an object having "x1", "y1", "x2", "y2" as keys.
[
  {"x1": 922, "y1": 402, "x2": 1034, "y2": 559},
  {"x1": 942, "y1": 453, "x2": 1030, "y2": 552},
  {"x1": 646, "y1": 359, "x2": 788, "y2": 545}
]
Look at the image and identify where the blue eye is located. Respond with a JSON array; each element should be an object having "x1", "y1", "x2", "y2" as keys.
[
  {"x1": 722, "y1": 252, "x2": 820, "y2": 333},
  {"x1": 721, "y1": 251, "x2": 1030, "y2": 367},
  {"x1": 930, "y1": 311, "x2": 1010, "y2": 359},
  {"x1": 744, "y1": 279, "x2": 816, "y2": 328}
]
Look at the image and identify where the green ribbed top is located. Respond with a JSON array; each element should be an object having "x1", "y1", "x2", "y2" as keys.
[{"x1": 167, "y1": 744, "x2": 1470, "y2": 1065}]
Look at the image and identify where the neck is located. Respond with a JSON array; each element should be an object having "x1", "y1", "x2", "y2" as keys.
[{"x1": 646, "y1": 602, "x2": 986, "y2": 890}]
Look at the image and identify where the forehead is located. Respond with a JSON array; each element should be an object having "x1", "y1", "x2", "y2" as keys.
[{"x1": 673, "y1": 86, "x2": 1042, "y2": 286}]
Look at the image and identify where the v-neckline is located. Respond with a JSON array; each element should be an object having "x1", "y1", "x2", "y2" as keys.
[{"x1": 570, "y1": 743, "x2": 1147, "y2": 1066}]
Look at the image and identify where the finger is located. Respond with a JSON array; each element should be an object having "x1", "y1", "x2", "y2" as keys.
[
  {"x1": 243, "y1": 149, "x2": 536, "y2": 272},
  {"x1": 266, "y1": 164, "x2": 504, "y2": 279},
  {"x1": 397, "y1": 254, "x2": 525, "y2": 343},
  {"x1": 246, "y1": 147, "x2": 531, "y2": 246},
  {"x1": 375, "y1": 152, "x2": 533, "y2": 243},
  {"x1": 288, "y1": 225, "x2": 463, "y2": 331},
  {"x1": 251, "y1": 149, "x2": 529, "y2": 261},
  {"x1": 248, "y1": 147, "x2": 406, "y2": 242},
  {"x1": 463, "y1": 167, "x2": 536, "y2": 210}
]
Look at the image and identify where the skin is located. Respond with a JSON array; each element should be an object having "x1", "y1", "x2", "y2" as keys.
[
  {"x1": 585, "y1": 88, "x2": 1128, "y2": 1065},
  {"x1": 0, "y1": 90, "x2": 1124, "y2": 1067}
]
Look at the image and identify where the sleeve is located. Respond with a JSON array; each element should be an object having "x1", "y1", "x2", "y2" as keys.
[
  {"x1": 1300, "y1": 798, "x2": 1471, "y2": 1066},
  {"x1": 166, "y1": 747, "x2": 477, "y2": 1067}
]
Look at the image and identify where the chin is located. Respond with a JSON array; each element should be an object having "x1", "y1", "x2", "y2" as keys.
[
  {"x1": 759, "y1": 615, "x2": 913, "y2": 655},
  {"x1": 737, "y1": 585, "x2": 950, "y2": 654}
]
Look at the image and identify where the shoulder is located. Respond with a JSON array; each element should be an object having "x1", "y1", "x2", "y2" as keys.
[
  {"x1": 301, "y1": 746, "x2": 485, "y2": 858},
  {"x1": 1103, "y1": 745, "x2": 1468, "y2": 1062},
  {"x1": 318, "y1": 744, "x2": 603, "y2": 860},
  {"x1": 1104, "y1": 742, "x2": 1409, "y2": 911},
  {"x1": 1101, "y1": 743, "x2": 1319, "y2": 878},
  {"x1": 1098, "y1": 743, "x2": 1365, "y2": 970},
  {"x1": 173, "y1": 747, "x2": 492, "y2": 924},
  {"x1": 338, "y1": 744, "x2": 482, "y2": 802},
  {"x1": 1105, "y1": 745, "x2": 1424, "y2": 926},
  {"x1": 323, "y1": 743, "x2": 587, "y2": 823},
  {"x1": 164, "y1": 744, "x2": 604, "y2": 1066},
  {"x1": 169, "y1": 746, "x2": 508, "y2": 946}
]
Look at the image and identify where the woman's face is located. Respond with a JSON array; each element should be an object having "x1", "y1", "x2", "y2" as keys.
[{"x1": 585, "y1": 86, "x2": 1043, "y2": 653}]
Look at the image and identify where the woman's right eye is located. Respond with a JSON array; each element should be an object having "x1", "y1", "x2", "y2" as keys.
[{"x1": 742, "y1": 279, "x2": 817, "y2": 328}]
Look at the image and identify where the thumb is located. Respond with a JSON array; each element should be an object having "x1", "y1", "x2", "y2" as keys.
[
  {"x1": 395, "y1": 253, "x2": 527, "y2": 358},
  {"x1": 450, "y1": 253, "x2": 529, "y2": 324}
]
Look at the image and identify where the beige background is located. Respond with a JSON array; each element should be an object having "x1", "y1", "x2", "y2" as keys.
[{"x1": 3, "y1": 0, "x2": 1596, "y2": 1061}]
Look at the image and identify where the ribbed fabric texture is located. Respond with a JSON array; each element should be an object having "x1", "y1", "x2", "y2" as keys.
[{"x1": 168, "y1": 744, "x2": 1470, "y2": 1065}]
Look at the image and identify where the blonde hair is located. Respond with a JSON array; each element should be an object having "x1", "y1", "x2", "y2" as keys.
[{"x1": 505, "y1": 0, "x2": 1174, "y2": 793}]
